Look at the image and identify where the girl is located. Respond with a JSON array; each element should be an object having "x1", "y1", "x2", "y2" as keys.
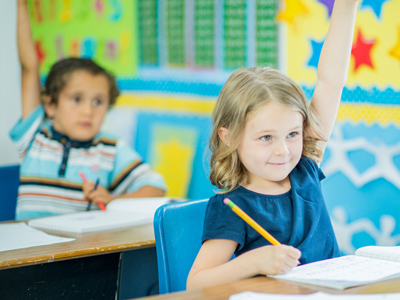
[{"x1": 187, "y1": 0, "x2": 358, "y2": 289}]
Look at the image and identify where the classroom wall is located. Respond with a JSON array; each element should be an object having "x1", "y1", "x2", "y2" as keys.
[
  {"x1": 4, "y1": 0, "x2": 400, "y2": 254},
  {"x1": 0, "y1": 1, "x2": 21, "y2": 166},
  {"x1": 302, "y1": 0, "x2": 400, "y2": 254},
  {"x1": 27, "y1": 0, "x2": 281, "y2": 201}
]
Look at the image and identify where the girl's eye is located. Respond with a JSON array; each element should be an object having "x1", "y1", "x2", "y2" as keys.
[
  {"x1": 261, "y1": 135, "x2": 271, "y2": 141},
  {"x1": 288, "y1": 132, "x2": 297, "y2": 138},
  {"x1": 73, "y1": 97, "x2": 81, "y2": 103}
]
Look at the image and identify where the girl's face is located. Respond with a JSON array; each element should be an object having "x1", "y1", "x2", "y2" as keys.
[
  {"x1": 45, "y1": 70, "x2": 110, "y2": 141},
  {"x1": 236, "y1": 101, "x2": 303, "y2": 194}
]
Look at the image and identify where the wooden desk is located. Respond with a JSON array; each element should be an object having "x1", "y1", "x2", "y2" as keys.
[
  {"x1": 0, "y1": 222, "x2": 157, "y2": 299},
  {"x1": 138, "y1": 276, "x2": 400, "y2": 300}
]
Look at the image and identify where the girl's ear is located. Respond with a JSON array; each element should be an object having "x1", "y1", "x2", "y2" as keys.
[
  {"x1": 43, "y1": 95, "x2": 55, "y2": 119},
  {"x1": 218, "y1": 127, "x2": 230, "y2": 146}
]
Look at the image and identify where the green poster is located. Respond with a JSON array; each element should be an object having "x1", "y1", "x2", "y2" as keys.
[
  {"x1": 224, "y1": 0, "x2": 246, "y2": 69},
  {"x1": 29, "y1": 0, "x2": 138, "y2": 77},
  {"x1": 167, "y1": 0, "x2": 185, "y2": 66},
  {"x1": 194, "y1": 0, "x2": 214, "y2": 67},
  {"x1": 139, "y1": 0, "x2": 158, "y2": 65},
  {"x1": 256, "y1": 0, "x2": 278, "y2": 67}
]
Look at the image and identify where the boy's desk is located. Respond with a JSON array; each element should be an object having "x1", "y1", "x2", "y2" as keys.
[
  {"x1": 137, "y1": 276, "x2": 400, "y2": 300},
  {"x1": 0, "y1": 221, "x2": 158, "y2": 299}
]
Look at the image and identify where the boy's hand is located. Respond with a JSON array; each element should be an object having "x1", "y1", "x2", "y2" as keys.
[
  {"x1": 82, "y1": 181, "x2": 113, "y2": 206},
  {"x1": 251, "y1": 244, "x2": 301, "y2": 275}
]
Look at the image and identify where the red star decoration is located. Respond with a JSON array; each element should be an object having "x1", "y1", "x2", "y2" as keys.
[
  {"x1": 351, "y1": 29, "x2": 376, "y2": 72},
  {"x1": 35, "y1": 41, "x2": 46, "y2": 66}
]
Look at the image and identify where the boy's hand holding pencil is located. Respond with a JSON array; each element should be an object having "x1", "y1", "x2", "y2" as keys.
[{"x1": 79, "y1": 171, "x2": 109, "y2": 210}]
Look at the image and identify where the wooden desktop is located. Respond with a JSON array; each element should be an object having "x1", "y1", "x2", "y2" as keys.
[
  {"x1": 0, "y1": 221, "x2": 157, "y2": 299},
  {"x1": 137, "y1": 276, "x2": 400, "y2": 300}
]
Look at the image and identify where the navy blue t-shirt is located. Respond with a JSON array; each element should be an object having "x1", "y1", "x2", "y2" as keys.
[{"x1": 202, "y1": 156, "x2": 340, "y2": 264}]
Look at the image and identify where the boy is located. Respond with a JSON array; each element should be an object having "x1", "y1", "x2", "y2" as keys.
[{"x1": 11, "y1": 0, "x2": 166, "y2": 220}]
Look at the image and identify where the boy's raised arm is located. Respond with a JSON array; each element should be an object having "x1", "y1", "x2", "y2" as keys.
[
  {"x1": 17, "y1": 0, "x2": 41, "y2": 119},
  {"x1": 310, "y1": 0, "x2": 358, "y2": 151}
]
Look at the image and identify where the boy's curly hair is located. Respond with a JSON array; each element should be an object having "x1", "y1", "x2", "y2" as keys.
[{"x1": 43, "y1": 57, "x2": 120, "y2": 106}]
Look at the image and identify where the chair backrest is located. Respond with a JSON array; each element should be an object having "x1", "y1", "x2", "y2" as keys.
[
  {"x1": 153, "y1": 198, "x2": 209, "y2": 294},
  {"x1": 0, "y1": 164, "x2": 19, "y2": 221}
]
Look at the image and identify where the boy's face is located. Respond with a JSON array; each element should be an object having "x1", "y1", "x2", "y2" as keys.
[{"x1": 45, "y1": 70, "x2": 110, "y2": 141}]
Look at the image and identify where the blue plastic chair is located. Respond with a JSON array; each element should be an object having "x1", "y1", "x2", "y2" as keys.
[
  {"x1": 0, "y1": 165, "x2": 19, "y2": 221},
  {"x1": 153, "y1": 198, "x2": 209, "y2": 294}
]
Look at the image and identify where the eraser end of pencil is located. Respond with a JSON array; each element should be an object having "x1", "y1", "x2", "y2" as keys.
[
  {"x1": 78, "y1": 171, "x2": 87, "y2": 183},
  {"x1": 224, "y1": 198, "x2": 236, "y2": 209}
]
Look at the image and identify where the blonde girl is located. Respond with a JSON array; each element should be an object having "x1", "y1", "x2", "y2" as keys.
[{"x1": 187, "y1": 0, "x2": 358, "y2": 289}]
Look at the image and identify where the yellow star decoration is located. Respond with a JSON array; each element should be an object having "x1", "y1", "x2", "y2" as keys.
[
  {"x1": 389, "y1": 28, "x2": 400, "y2": 65},
  {"x1": 276, "y1": 0, "x2": 309, "y2": 31},
  {"x1": 154, "y1": 138, "x2": 195, "y2": 198}
]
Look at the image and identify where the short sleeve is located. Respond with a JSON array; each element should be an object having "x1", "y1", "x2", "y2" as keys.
[
  {"x1": 109, "y1": 140, "x2": 167, "y2": 195},
  {"x1": 318, "y1": 167, "x2": 326, "y2": 181},
  {"x1": 202, "y1": 194, "x2": 246, "y2": 250},
  {"x1": 9, "y1": 105, "x2": 45, "y2": 161},
  {"x1": 301, "y1": 156, "x2": 326, "y2": 182}
]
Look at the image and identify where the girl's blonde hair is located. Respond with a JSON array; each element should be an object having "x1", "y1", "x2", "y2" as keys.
[{"x1": 209, "y1": 67, "x2": 325, "y2": 193}]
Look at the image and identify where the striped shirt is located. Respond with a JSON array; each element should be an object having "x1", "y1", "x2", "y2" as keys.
[{"x1": 9, "y1": 105, "x2": 167, "y2": 220}]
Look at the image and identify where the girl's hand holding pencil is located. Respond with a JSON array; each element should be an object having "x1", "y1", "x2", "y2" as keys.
[
  {"x1": 247, "y1": 243, "x2": 301, "y2": 275},
  {"x1": 224, "y1": 198, "x2": 301, "y2": 275}
]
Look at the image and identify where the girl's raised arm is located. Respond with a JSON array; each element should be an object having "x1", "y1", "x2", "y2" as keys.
[
  {"x1": 17, "y1": 0, "x2": 41, "y2": 119},
  {"x1": 310, "y1": 0, "x2": 358, "y2": 152}
]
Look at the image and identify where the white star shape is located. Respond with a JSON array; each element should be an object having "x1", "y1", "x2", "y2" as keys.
[{"x1": 322, "y1": 125, "x2": 400, "y2": 189}]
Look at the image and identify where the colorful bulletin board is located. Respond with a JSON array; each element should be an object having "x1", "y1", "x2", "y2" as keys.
[
  {"x1": 138, "y1": 0, "x2": 278, "y2": 69},
  {"x1": 112, "y1": 0, "x2": 279, "y2": 200},
  {"x1": 279, "y1": 0, "x2": 400, "y2": 254},
  {"x1": 30, "y1": 0, "x2": 138, "y2": 77}
]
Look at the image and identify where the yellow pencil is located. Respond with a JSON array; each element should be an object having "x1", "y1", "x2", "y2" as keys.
[{"x1": 223, "y1": 198, "x2": 281, "y2": 246}]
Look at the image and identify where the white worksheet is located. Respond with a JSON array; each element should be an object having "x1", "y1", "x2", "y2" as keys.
[
  {"x1": 272, "y1": 255, "x2": 400, "y2": 289},
  {"x1": 0, "y1": 222, "x2": 74, "y2": 252},
  {"x1": 355, "y1": 246, "x2": 400, "y2": 262}
]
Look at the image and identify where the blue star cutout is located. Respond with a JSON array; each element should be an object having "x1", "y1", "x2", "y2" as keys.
[
  {"x1": 360, "y1": 0, "x2": 390, "y2": 19},
  {"x1": 307, "y1": 39, "x2": 324, "y2": 69},
  {"x1": 317, "y1": 0, "x2": 335, "y2": 17}
]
